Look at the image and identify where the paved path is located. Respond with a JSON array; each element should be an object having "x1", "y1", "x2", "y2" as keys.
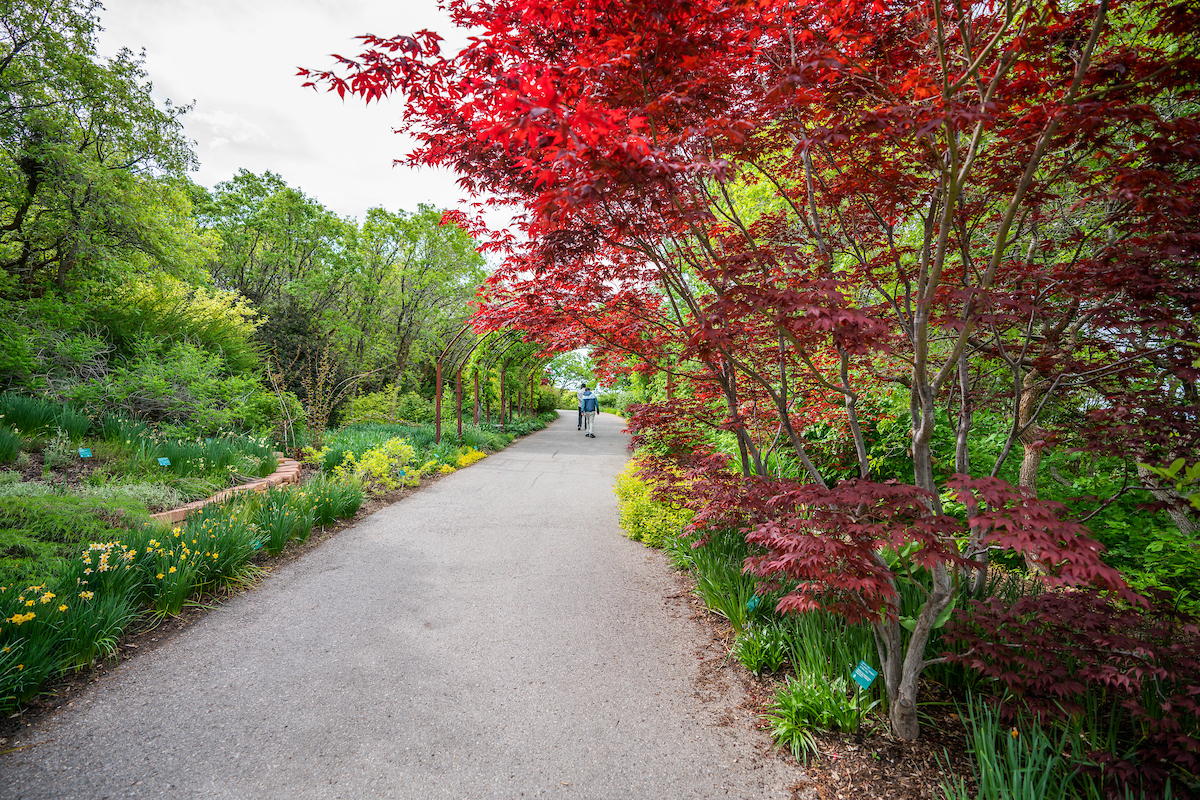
[{"x1": 2, "y1": 412, "x2": 804, "y2": 799}]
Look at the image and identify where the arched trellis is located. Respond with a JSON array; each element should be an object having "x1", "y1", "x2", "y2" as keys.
[{"x1": 434, "y1": 327, "x2": 555, "y2": 443}]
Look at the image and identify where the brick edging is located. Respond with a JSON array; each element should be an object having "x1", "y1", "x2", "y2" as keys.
[{"x1": 149, "y1": 457, "x2": 303, "y2": 524}]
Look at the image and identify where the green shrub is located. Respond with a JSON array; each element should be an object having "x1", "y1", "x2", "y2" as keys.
[
  {"x1": 0, "y1": 427, "x2": 22, "y2": 464},
  {"x1": 67, "y1": 337, "x2": 276, "y2": 437},
  {"x1": 395, "y1": 391, "x2": 434, "y2": 423},
  {"x1": 92, "y1": 275, "x2": 262, "y2": 373},
  {"x1": 614, "y1": 459, "x2": 693, "y2": 548},
  {"x1": 345, "y1": 385, "x2": 403, "y2": 425}
]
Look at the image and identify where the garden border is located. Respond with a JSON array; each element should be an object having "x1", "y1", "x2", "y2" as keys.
[{"x1": 148, "y1": 456, "x2": 303, "y2": 524}]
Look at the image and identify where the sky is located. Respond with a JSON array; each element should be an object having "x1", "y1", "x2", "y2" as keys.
[{"x1": 94, "y1": 0, "x2": 474, "y2": 224}]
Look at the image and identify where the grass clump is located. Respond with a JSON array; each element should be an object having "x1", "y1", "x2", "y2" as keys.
[
  {"x1": 0, "y1": 427, "x2": 22, "y2": 463},
  {"x1": 767, "y1": 673, "x2": 875, "y2": 763},
  {"x1": 305, "y1": 475, "x2": 364, "y2": 525}
]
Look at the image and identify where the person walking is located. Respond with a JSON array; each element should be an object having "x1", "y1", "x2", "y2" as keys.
[
  {"x1": 580, "y1": 386, "x2": 600, "y2": 437},
  {"x1": 577, "y1": 383, "x2": 588, "y2": 429}
]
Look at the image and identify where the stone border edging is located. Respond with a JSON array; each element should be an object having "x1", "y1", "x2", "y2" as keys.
[{"x1": 149, "y1": 457, "x2": 303, "y2": 524}]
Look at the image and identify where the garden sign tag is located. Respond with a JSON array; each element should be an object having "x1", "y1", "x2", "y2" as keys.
[
  {"x1": 158, "y1": 457, "x2": 171, "y2": 467},
  {"x1": 78, "y1": 448, "x2": 92, "y2": 458},
  {"x1": 851, "y1": 660, "x2": 879, "y2": 690}
]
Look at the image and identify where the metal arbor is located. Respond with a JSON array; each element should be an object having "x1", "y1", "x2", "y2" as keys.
[{"x1": 433, "y1": 327, "x2": 554, "y2": 443}]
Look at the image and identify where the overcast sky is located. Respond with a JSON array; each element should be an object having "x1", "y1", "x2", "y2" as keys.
[{"x1": 95, "y1": 0, "x2": 473, "y2": 223}]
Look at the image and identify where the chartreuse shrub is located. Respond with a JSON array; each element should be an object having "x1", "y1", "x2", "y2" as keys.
[
  {"x1": 333, "y1": 436, "x2": 417, "y2": 491},
  {"x1": 316, "y1": 424, "x2": 494, "y2": 487},
  {"x1": 614, "y1": 458, "x2": 694, "y2": 548}
]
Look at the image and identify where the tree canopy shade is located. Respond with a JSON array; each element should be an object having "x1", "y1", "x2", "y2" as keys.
[
  {"x1": 304, "y1": 0, "x2": 1200, "y2": 750},
  {"x1": 0, "y1": 0, "x2": 200, "y2": 294}
]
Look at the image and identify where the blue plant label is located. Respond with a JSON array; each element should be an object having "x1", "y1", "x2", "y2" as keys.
[
  {"x1": 851, "y1": 660, "x2": 879, "y2": 690},
  {"x1": 158, "y1": 457, "x2": 171, "y2": 467},
  {"x1": 78, "y1": 448, "x2": 92, "y2": 458},
  {"x1": 746, "y1": 595, "x2": 760, "y2": 611}
]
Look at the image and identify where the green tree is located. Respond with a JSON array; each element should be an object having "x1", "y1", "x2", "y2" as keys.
[
  {"x1": 0, "y1": 0, "x2": 199, "y2": 294},
  {"x1": 199, "y1": 169, "x2": 355, "y2": 314},
  {"x1": 336, "y1": 205, "x2": 484, "y2": 387}
]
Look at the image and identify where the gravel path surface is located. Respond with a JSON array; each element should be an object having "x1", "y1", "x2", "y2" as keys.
[{"x1": 2, "y1": 411, "x2": 805, "y2": 799}]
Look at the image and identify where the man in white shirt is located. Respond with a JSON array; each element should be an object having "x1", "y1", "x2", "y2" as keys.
[{"x1": 577, "y1": 383, "x2": 587, "y2": 429}]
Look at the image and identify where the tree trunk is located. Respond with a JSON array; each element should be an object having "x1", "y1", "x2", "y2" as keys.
[
  {"x1": 1017, "y1": 370, "x2": 1050, "y2": 496},
  {"x1": 1136, "y1": 463, "x2": 1200, "y2": 537}
]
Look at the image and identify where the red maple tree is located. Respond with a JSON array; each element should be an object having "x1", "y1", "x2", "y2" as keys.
[{"x1": 303, "y1": 0, "x2": 1200, "y2": 746}]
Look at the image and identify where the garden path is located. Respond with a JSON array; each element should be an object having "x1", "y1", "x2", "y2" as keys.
[{"x1": 2, "y1": 411, "x2": 806, "y2": 799}]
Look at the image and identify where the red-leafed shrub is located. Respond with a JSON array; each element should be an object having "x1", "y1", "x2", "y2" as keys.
[{"x1": 946, "y1": 591, "x2": 1200, "y2": 798}]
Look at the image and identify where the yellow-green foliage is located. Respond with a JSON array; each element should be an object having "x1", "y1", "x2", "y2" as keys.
[
  {"x1": 455, "y1": 447, "x2": 487, "y2": 468},
  {"x1": 613, "y1": 459, "x2": 693, "y2": 548},
  {"x1": 334, "y1": 437, "x2": 416, "y2": 492}
]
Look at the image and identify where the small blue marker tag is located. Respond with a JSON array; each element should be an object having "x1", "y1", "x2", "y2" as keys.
[
  {"x1": 851, "y1": 660, "x2": 879, "y2": 690},
  {"x1": 746, "y1": 596, "x2": 761, "y2": 612},
  {"x1": 78, "y1": 448, "x2": 92, "y2": 458},
  {"x1": 158, "y1": 457, "x2": 171, "y2": 467}
]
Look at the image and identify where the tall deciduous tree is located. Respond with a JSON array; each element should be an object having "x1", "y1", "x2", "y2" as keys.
[
  {"x1": 337, "y1": 204, "x2": 485, "y2": 386},
  {"x1": 198, "y1": 169, "x2": 355, "y2": 315},
  {"x1": 0, "y1": 0, "x2": 200, "y2": 293}
]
